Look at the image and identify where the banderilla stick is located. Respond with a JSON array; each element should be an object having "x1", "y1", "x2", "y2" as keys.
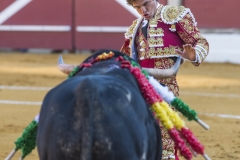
[
  {"x1": 196, "y1": 118, "x2": 210, "y2": 130},
  {"x1": 5, "y1": 149, "x2": 17, "y2": 160},
  {"x1": 203, "y1": 153, "x2": 211, "y2": 160}
]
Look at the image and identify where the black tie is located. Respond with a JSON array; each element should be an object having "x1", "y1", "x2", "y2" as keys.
[{"x1": 142, "y1": 20, "x2": 149, "y2": 39}]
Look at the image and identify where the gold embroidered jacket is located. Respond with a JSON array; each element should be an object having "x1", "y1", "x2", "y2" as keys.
[{"x1": 120, "y1": 5, "x2": 209, "y2": 66}]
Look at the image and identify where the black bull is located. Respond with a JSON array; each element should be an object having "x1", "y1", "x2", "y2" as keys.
[{"x1": 37, "y1": 50, "x2": 162, "y2": 160}]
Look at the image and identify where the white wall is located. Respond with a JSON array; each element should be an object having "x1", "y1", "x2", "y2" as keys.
[
  {"x1": 203, "y1": 34, "x2": 240, "y2": 64},
  {"x1": 167, "y1": 0, "x2": 182, "y2": 6}
]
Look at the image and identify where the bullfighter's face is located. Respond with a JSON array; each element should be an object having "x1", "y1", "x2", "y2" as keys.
[{"x1": 132, "y1": 0, "x2": 158, "y2": 20}]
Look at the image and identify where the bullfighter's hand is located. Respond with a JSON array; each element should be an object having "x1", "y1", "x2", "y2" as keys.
[{"x1": 175, "y1": 44, "x2": 196, "y2": 61}]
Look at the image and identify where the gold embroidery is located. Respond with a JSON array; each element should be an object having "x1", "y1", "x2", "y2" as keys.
[
  {"x1": 154, "y1": 58, "x2": 179, "y2": 96},
  {"x1": 125, "y1": 19, "x2": 139, "y2": 38},
  {"x1": 177, "y1": 13, "x2": 209, "y2": 64},
  {"x1": 196, "y1": 40, "x2": 209, "y2": 56},
  {"x1": 141, "y1": 42, "x2": 147, "y2": 48},
  {"x1": 139, "y1": 52, "x2": 147, "y2": 60},
  {"x1": 156, "y1": 28, "x2": 164, "y2": 35},
  {"x1": 159, "y1": 115, "x2": 176, "y2": 158},
  {"x1": 149, "y1": 48, "x2": 156, "y2": 57},
  {"x1": 194, "y1": 33, "x2": 201, "y2": 39},
  {"x1": 195, "y1": 45, "x2": 207, "y2": 56},
  {"x1": 149, "y1": 28, "x2": 164, "y2": 37},
  {"x1": 169, "y1": 24, "x2": 176, "y2": 32},
  {"x1": 178, "y1": 13, "x2": 194, "y2": 33},
  {"x1": 143, "y1": 57, "x2": 180, "y2": 159},
  {"x1": 148, "y1": 37, "x2": 164, "y2": 47},
  {"x1": 156, "y1": 38, "x2": 163, "y2": 46},
  {"x1": 138, "y1": 39, "x2": 180, "y2": 60},
  {"x1": 196, "y1": 49, "x2": 203, "y2": 62},
  {"x1": 149, "y1": 19, "x2": 158, "y2": 27},
  {"x1": 162, "y1": 5, "x2": 186, "y2": 23},
  {"x1": 149, "y1": 28, "x2": 156, "y2": 35},
  {"x1": 136, "y1": 35, "x2": 144, "y2": 44},
  {"x1": 148, "y1": 46, "x2": 179, "y2": 58},
  {"x1": 136, "y1": 31, "x2": 149, "y2": 59},
  {"x1": 177, "y1": 31, "x2": 195, "y2": 44}
]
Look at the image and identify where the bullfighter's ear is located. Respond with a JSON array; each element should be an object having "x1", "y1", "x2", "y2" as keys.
[{"x1": 57, "y1": 55, "x2": 76, "y2": 75}]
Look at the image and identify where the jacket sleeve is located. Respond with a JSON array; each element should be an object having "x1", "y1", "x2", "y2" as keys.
[
  {"x1": 120, "y1": 38, "x2": 131, "y2": 57},
  {"x1": 176, "y1": 12, "x2": 209, "y2": 66},
  {"x1": 120, "y1": 19, "x2": 140, "y2": 57}
]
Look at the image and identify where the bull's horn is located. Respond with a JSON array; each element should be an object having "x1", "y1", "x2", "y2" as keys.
[
  {"x1": 58, "y1": 55, "x2": 76, "y2": 75},
  {"x1": 143, "y1": 56, "x2": 182, "y2": 79}
]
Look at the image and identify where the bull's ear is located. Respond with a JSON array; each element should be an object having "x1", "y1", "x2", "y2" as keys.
[{"x1": 57, "y1": 55, "x2": 76, "y2": 75}]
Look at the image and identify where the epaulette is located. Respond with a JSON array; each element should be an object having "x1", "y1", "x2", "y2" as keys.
[
  {"x1": 124, "y1": 19, "x2": 141, "y2": 39},
  {"x1": 160, "y1": 5, "x2": 197, "y2": 26}
]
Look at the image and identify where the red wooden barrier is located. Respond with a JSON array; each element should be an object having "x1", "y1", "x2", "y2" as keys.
[
  {"x1": 0, "y1": 0, "x2": 237, "y2": 51},
  {"x1": 0, "y1": 0, "x2": 72, "y2": 50},
  {"x1": 183, "y1": 0, "x2": 240, "y2": 28}
]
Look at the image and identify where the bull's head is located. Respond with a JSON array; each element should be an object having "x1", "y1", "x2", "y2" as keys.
[{"x1": 58, "y1": 54, "x2": 181, "y2": 79}]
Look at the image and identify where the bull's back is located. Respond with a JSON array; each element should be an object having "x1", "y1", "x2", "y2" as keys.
[{"x1": 37, "y1": 75, "x2": 161, "y2": 160}]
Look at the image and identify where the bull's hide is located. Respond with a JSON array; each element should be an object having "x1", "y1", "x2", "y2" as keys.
[{"x1": 37, "y1": 50, "x2": 162, "y2": 160}]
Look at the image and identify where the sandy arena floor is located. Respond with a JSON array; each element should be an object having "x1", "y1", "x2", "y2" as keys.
[{"x1": 0, "y1": 52, "x2": 240, "y2": 160}]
